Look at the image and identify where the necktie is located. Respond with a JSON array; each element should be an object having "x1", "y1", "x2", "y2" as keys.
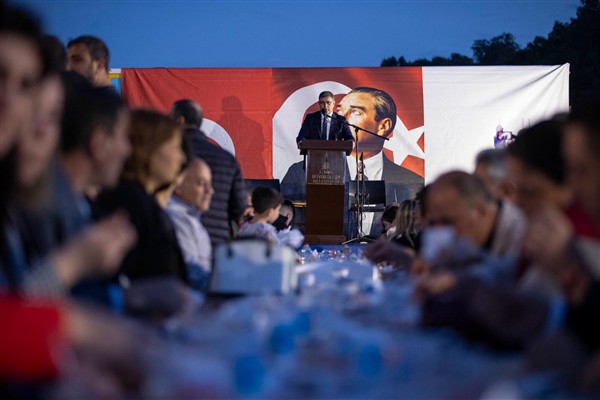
[{"x1": 321, "y1": 116, "x2": 327, "y2": 140}]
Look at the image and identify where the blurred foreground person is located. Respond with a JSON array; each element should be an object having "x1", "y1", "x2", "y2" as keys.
[
  {"x1": 419, "y1": 110, "x2": 600, "y2": 396},
  {"x1": 0, "y1": 4, "x2": 148, "y2": 398},
  {"x1": 153, "y1": 134, "x2": 193, "y2": 209},
  {"x1": 474, "y1": 148, "x2": 515, "y2": 201},
  {"x1": 40, "y1": 34, "x2": 66, "y2": 72},
  {"x1": 52, "y1": 76, "x2": 189, "y2": 318},
  {"x1": 390, "y1": 199, "x2": 421, "y2": 250},
  {"x1": 518, "y1": 101, "x2": 600, "y2": 396},
  {"x1": 0, "y1": 295, "x2": 150, "y2": 398},
  {"x1": 527, "y1": 103, "x2": 600, "y2": 342},
  {"x1": 95, "y1": 109, "x2": 188, "y2": 284},
  {"x1": 416, "y1": 121, "x2": 576, "y2": 347},
  {"x1": 56, "y1": 74, "x2": 131, "y2": 242},
  {"x1": 364, "y1": 171, "x2": 525, "y2": 274},
  {"x1": 0, "y1": 4, "x2": 135, "y2": 296},
  {"x1": 505, "y1": 119, "x2": 595, "y2": 299},
  {"x1": 425, "y1": 171, "x2": 525, "y2": 259}
]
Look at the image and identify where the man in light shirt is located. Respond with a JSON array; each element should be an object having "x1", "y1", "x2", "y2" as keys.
[{"x1": 166, "y1": 158, "x2": 214, "y2": 292}]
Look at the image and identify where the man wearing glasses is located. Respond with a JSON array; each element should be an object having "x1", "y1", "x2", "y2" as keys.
[{"x1": 296, "y1": 91, "x2": 354, "y2": 143}]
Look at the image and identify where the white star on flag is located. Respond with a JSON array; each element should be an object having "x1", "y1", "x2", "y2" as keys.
[{"x1": 384, "y1": 117, "x2": 425, "y2": 164}]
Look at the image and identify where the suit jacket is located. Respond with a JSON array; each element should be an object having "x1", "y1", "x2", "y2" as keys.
[
  {"x1": 184, "y1": 128, "x2": 247, "y2": 246},
  {"x1": 296, "y1": 111, "x2": 354, "y2": 143},
  {"x1": 94, "y1": 181, "x2": 188, "y2": 283}
]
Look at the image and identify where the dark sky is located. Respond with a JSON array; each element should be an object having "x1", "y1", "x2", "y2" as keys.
[{"x1": 18, "y1": 0, "x2": 579, "y2": 68}]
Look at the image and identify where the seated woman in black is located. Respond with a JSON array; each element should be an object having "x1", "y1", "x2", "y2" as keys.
[
  {"x1": 94, "y1": 110, "x2": 188, "y2": 284},
  {"x1": 391, "y1": 199, "x2": 422, "y2": 251}
]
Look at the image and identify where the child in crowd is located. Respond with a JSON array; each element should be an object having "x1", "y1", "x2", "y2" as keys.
[
  {"x1": 238, "y1": 187, "x2": 283, "y2": 243},
  {"x1": 238, "y1": 187, "x2": 304, "y2": 248},
  {"x1": 272, "y1": 199, "x2": 295, "y2": 231}
]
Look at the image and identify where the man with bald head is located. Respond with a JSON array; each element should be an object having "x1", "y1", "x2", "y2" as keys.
[
  {"x1": 364, "y1": 170, "x2": 525, "y2": 272},
  {"x1": 166, "y1": 157, "x2": 214, "y2": 291},
  {"x1": 426, "y1": 170, "x2": 525, "y2": 258},
  {"x1": 170, "y1": 99, "x2": 247, "y2": 246}
]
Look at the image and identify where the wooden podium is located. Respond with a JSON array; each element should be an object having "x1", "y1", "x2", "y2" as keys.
[{"x1": 299, "y1": 140, "x2": 353, "y2": 244}]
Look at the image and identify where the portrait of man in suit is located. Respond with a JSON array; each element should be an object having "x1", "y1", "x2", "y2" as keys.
[
  {"x1": 282, "y1": 86, "x2": 424, "y2": 237},
  {"x1": 339, "y1": 87, "x2": 424, "y2": 235},
  {"x1": 339, "y1": 87, "x2": 423, "y2": 202},
  {"x1": 295, "y1": 90, "x2": 354, "y2": 143}
]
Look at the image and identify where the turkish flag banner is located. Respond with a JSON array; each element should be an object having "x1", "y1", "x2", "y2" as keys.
[
  {"x1": 121, "y1": 67, "x2": 425, "y2": 180},
  {"x1": 122, "y1": 68, "x2": 274, "y2": 178},
  {"x1": 122, "y1": 65, "x2": 569, "y2": 185}
]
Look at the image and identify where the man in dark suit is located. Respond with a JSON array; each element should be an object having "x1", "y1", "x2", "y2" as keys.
[
  {"x1": 339, "y1": 87, "x2": 424, "y2": 236},
  {"x1": 296, "y1": 91, "x2": 354, "y2": 143}
]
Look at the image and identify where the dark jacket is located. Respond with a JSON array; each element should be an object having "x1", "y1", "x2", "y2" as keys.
[
  {"x1": 296, "y1": 111, "x2": 354, "y2": 143},
  {"x1": 94, "y1": 181, "x2": 187, "y2": 283},
  {"x1": 183, "y1": 128, "x2": 247, "y2": 246}
]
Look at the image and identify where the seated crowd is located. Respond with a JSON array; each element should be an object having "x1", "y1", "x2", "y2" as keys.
[{"x1": 1, "y1": 3, "x2": 598, "y2": 398}]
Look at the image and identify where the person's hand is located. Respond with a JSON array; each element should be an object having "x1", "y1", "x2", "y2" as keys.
[
  {"x1": 363, "y1": 236, "x2": 415, "y2": 269},
  {"x1": 523, "y1": 206, "x2": 573, "y2": 281},
  {"x1": 52, "y1": 212, "x2": 137, "y2": 287},
  {"x1": 123, "y1": 277, "x2": 195, "y2": 320},
  {"x1": 409, "y1": 258, "x2": 431, "y2": 277},
  {"x1": 417, "y1": 271, "x2": 457, "y2": 296}
]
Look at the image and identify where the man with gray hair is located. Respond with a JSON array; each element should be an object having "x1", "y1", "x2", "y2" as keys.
[
  {"x1": 426, "y1": 170, "x2": 524, "y2": 258},
  {"x1": 474, "y1": 148, "x2": 515, "y2": 201}
]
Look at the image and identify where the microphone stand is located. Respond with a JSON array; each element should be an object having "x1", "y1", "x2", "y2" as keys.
[{"x1": 326, "y1": 115, "x2": 388, "y2": 245}]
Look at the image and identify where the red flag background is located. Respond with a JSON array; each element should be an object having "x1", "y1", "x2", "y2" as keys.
[{"x1": 122, "y1": 67, "x2": 424, "y2": 179}]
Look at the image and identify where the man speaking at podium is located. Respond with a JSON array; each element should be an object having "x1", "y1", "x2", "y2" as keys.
[{"x1": 296, "y1": 91, "x2": 354, "y2": 143}]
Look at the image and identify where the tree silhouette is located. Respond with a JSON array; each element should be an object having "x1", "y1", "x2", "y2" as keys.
[
  {"x1": 472, "y1": 33, "x2": 520, "y2": 65},
  {"x1": 381, "y1": 0, "x2": 599, "y2": 105}
]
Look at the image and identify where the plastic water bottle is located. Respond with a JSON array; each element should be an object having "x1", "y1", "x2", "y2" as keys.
[
  {"x1": 234, "y1": 354, "x2": 265, "y2": 395},
  {"x1": 298, "y1": 244, "x2": 313, "y2": 264}
]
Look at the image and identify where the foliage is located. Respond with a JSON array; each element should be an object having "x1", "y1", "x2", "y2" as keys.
[
  {"x1": 380, "y1": 0, "x2": 599, "y2": 105},
  {"x1": 472, "y1": 33, "x2": 520, "y2": 65}
]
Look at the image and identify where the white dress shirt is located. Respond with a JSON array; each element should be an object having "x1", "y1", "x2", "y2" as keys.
[
  {"x1": 346, "y1": 151, "x2": 384, "y2": 235},
  {"x1": 166, "y1": 196, "x2": 212, "y2": 273}
]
